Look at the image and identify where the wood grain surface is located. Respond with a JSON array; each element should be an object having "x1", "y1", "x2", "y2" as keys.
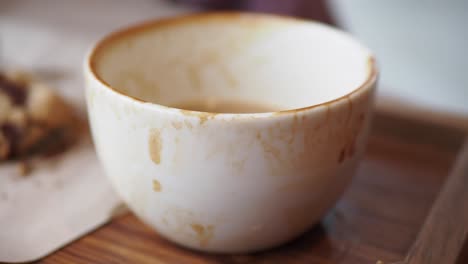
[
  {"x1": 403, "y1": 139, "x2": 468, "y2": 264},
  {"x1": 40, "y1": 113, "x2": 467, "y2": 264}
]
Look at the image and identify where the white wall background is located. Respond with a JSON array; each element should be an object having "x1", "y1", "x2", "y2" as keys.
[{"x1": 329, "y1": 0, "x2": 468, "y2": 116}]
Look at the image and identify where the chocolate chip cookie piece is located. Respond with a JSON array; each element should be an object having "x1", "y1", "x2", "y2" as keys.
[{"x1": 0, "y1": 71, "x2": 79, "y2": 161}]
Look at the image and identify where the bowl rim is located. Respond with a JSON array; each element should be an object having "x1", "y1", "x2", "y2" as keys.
[{"x1": 86, "y1": 12, "x2": 378, "y2": 117}]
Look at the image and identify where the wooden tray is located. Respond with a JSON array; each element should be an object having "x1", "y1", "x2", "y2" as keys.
[{"x1": 41, "y1": 113, "x2": 467, "y2": 264}]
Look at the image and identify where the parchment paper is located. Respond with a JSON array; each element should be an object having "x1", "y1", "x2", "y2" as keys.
[{"x1": 0, "y1": 1, "x2": 195, "y2": 262}]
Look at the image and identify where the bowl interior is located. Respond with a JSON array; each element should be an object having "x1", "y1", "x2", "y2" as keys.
[{"x1": 90, "y1": 13, "x2": 373, "y2": 112}]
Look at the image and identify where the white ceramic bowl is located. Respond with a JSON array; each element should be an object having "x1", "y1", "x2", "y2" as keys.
[{"x1": 85, "y1": 12, "x2": 377, "y2": 253}]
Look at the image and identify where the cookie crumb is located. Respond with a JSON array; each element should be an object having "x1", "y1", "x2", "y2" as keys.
[
  {"x1": 17, "y1": 161, "x2": 31, "y2": 176},
  {"x1": 1, "y1": 70, "x2": 81, "y2": 163}
]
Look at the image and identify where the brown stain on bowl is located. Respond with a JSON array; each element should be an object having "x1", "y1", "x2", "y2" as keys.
[
  {"x1": 180, "y1": 109, "x2": 217, "y2": 125},
  {"x1": 149, "y1": 128, "x2": 162, "y2": 164},
  {"x1": 171, "y1": 121, "x2": 183, "y2": 130},
  {"x1": 257, "y1": 132, "x2": 282, "y2": 162},
  {"x1": 190, "y1": 223, "x2": 215, "y2": 247},
  {"x1": 184, "y1": 120, "x2": 193, "y2": 129},
  {"x1": 337, "y1": 111, "x2": 367, "y2": 164},
  {"x1": 152, "y1": 179, "x2": 162, "y2": 192},
  {"x1": 286, "y1": 114, "x2": 300, "y2": 145},
  {"x1": 255, "y1": 115, "x2": 313, "y2": 176}
]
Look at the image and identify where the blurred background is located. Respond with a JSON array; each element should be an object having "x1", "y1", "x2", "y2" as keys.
[{"x1": 1, "y1": 0, "x2": 467, "y2": 121}]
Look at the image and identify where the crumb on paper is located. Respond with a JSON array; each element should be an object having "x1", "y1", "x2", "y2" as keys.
[
  {"x1": 0, "y1": 69, "x2": 83, "y2": 169},
  {"x1": 17, "y1": 161, "x2": 31, "y2": 176}
]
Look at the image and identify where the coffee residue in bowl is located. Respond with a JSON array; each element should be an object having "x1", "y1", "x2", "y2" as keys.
[{"x1": 171, "y1": 98, "x2": 278, "y2": 114}]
